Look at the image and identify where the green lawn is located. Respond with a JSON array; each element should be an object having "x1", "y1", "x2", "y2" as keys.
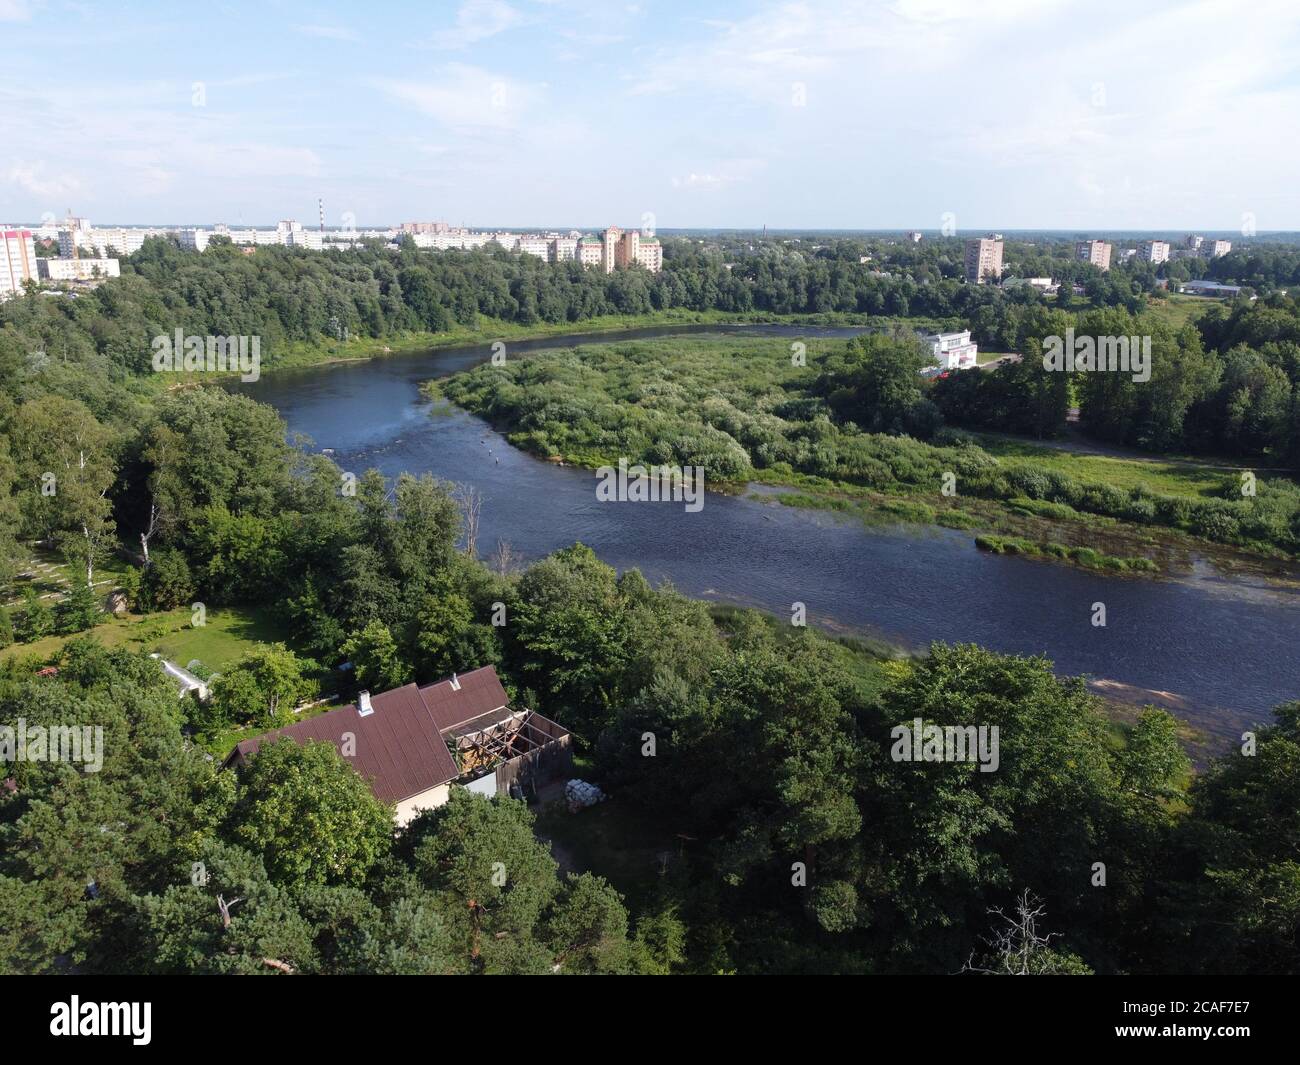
[
  {"x1": 1145, "y1": 294, "x2": 1215, "y2": 330},
  {"x1": 2, "y1": 603, "x2": 285, "y2": 670},
  {"x1": 973, "y1": 436, "x2": 1254, "y2": 499}
]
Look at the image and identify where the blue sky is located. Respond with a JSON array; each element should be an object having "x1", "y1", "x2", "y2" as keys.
[{"x1": 2, "y1": 0, "x2": 1299, "y2": 230}]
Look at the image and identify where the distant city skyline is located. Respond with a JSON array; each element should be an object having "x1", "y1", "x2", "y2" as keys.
[{"x1": 4, "y1": 0, "x2": 1300, "y2": 230}]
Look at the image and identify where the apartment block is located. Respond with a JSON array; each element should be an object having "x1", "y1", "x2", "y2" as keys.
[
  {"x1": 578, "y1": 236, "x2": 603, "y2": 267},
  {"x1": 1136, "y1": 240, "x2": 1171, "y2": 264},
  {"x1": 399, "y1": 221, "x2": 450, "y2": 235},
  {"x1": 60, "y1": 226, "x2": 174, "y2": 256},
  {"x1": 518, "y1": 235, "x2": 551, "y2": 259},
  {"x1": 964, "y1": 235, "x2": 1003, "y2": 284},
  {"x1": 602, "y1": 227, "x2": 622, "y2": 273},
  {"x1": 1, "y1": 229, "x2": 38, "y2": 297},
  {"x1": 631, "y1": 233, "x2": 662, "y2": 271},
  {"x1": 583, "y1": 226, "x2": 662, "y2": 273},
  {"x1": 37, "y1": 257, "x2": 121, "y2": 282},
  {"x1": 411, "y1": 229, "x2": 493, "y2": 251},
  {"x1": 276, "y1": 219, "x2": 323, "y2": 250},
  {"x1": 1074, "y1": 239, "x2": 1112, "y2": 271}
]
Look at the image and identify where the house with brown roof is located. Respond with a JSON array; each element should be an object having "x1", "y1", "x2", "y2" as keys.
[{"x1": 223, "y1": 665, "x2": 572, "y2": 826}]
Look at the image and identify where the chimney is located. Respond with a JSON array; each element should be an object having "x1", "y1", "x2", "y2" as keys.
[
  {"x1": 449, "y1": 673, "x2": 461, "y2": 692},
  {"x1": 358, "y1": 690, "x2": 374, "y2": 716}
]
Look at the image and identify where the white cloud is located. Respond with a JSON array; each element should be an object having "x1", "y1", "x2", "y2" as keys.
[
  {"x1": 670, "y1": 159, "x2": 766, "y2": 193},
  {"x1": 0, "y1": 0, "x2": 36, "y2": 22},
  {"x1": 5, "y1": 161, "x2": 81, "y2": 199},
  {"x1": 432, "y1": 0, "x2": 525, "y2": 49}
]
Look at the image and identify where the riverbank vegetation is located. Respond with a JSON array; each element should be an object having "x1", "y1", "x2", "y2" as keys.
[
  {"x1": 435, "y1": 331, "x2": 1300, "y2": 561},
  {"x1": 975, "y1": 535, "x2": 1159, "y2": 574}
]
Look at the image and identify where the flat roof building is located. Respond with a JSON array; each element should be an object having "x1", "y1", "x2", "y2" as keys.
[
  {"x1": 1136, "y1": 240, "x2": 1171, "y2": 264},
  {"x1": 964, "y1": 236, "x2": 1003, "y2": 284},
  {"x1": 922, "y1": 329, "x2": 979, "y2": 370},
  {"x1": 37, "y1": 257, "x2": 121, "y2": 282},
  {"x1": 1074, "y1": 239, "x2": 1112, "y2": 271},
  {"x1": 0, "y1": 229, "x2": 38, "y2": 297}
]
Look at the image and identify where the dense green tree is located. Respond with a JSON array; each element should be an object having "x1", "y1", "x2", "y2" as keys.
[
  {"x1": 139, "y1": 547, "x2": 194, "y2": 610},
  {"x1": 226, "y1": 740, "x2": 392, "y2": 890},
  {"x1": 15, "y1": 586, "x2": 53, "y2": 642},
  {"x1": 207, "y1": 644, "x2": 311, "y2": 728},
  {"x1": 341, "y1": 619, "x2": 410, "y2": 692}
]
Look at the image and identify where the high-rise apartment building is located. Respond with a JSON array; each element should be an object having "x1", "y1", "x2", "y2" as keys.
[
  {"x1": 1074, "y1": 239, "x2": 1112, "y2": 271},
  {"x1": 578, "y1": 236, "x2": 603, "y2": 267},
  {"x1": 1137, "y1": 240, "x2": 1171, "y2": 264},
  {"x1": 586, "y1": 227, "x2": 662, "y2": 273},
  {"x1": 964, "y1": 235, "x2": 1003, "y2": 284},
  {"x1": 1, "y1": 229, "x2": 38, "y2": 297}
]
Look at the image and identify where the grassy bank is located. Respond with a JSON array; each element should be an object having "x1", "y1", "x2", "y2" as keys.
[{"x1": 975, "y1": 535, "x2": 1160, "y2": 574}]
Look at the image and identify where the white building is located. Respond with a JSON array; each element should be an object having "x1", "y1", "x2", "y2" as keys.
[
  {"x1": 1, "y1": 228, "x2": 39, "y2": 297},
  {"x1": 60, "y1": 226, "x2": 169, "y2": 257},
  {"x1": 411, "y1": 228, "x2": 493, "y2": 251},
  {"x1": 518, "y1": 234, "x2": 550, "y2": 259},
  {"x1": 1136, "y1": 240, "x2": 1171, "y2": 264},
  {"x1": 37, "y1": 257, "x2": 121, "y2": 282},
  {"x1": 1074, "y1": 239, "x2": 1112, "y2": 271},
  {"x1": 923, "y1": 329, "x2": 979, "y2": 370},
  {"x1": 276, "y1": 219, "x2": 323, "y2": 250}
]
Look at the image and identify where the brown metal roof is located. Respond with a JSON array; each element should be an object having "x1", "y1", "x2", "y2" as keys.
[
  {"x1": 228, "y1": 666, "x2": 512, "y2": 805},
  {"x1": 420, "y1": 665, "x2": 511, "y2": 732}
]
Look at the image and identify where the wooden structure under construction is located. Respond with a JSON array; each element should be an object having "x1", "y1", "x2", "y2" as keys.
[{"x1": 445, "y1": 708, "x2": 573, "y2": 801}]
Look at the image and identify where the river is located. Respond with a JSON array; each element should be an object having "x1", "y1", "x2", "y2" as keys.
[{"x1": 235, "y1": 324, "x2": 1300, "y2": 743}]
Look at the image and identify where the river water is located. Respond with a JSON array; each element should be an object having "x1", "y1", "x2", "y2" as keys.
[{"x1": 236, "y1": 325, "x2": 1300, "y2": 742}]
